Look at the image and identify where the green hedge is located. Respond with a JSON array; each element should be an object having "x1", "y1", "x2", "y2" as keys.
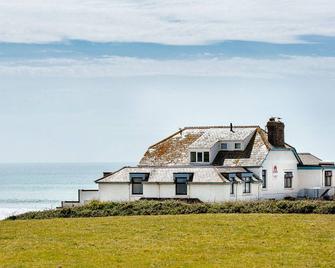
[{"x1": 6, "y1": 199, "x2": 335, "y2": 220}]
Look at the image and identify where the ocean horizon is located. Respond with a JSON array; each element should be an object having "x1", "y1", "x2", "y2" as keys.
[{"x1": 0, "y1": 162, "x2": 133, "y2": 220}]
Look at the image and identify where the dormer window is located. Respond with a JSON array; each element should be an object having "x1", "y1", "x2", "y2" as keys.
[
  {"x1": 204, "y1": 152, "x2": 210, "y2": 162},
  {"x1": 221, "y1": 143, "x2": 228, "y2": 150},
  {"x1": 190, "y1": 152, "x2": 210, "y2": 163},
  {"x1": 190, "y1": 152, "x2": 196, "y2": 162},
  {"x1": 197, "y1": 152, "x2": 203, "y2": 162},
  {"x1": 235, "y1": 143, "x2": 242, "y2": 150}
]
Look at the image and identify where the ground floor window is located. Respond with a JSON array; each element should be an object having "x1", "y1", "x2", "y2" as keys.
[
  {"x1": 230, "y1": 182, "x2": 235, "y2": 195},
  {"x1": 262, "y1": 170, "x2": 267, "y2": 189},
  {"x1": 325, "y1": 171, "x2": 332, "y2": 186},
  {"x1": 131, "y1": 177, "x2": 143, "y2": 195},
  {"x1": 175, "y1": 177, "x2": 188, "y2": 195},
  {"x1": 243, "y1": 178, "x2": 251, "y2": 193},
  {"x1": 284, "y1": 172, "x2": 293, "y2": 188}
]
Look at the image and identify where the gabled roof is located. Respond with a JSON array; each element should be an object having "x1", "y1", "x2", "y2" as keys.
[{"x1": 139, "y1": 126, "x2": 271, "y2": 167}]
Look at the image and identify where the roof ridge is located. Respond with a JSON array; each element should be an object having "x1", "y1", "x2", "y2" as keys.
[{"x1": 184, "y1": 125, "x2": 260, "y2": 129}]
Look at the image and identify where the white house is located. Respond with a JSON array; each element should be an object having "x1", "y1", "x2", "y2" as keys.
[{"x1": 62, "y1": 118, "x2": 334, "y2": 207}]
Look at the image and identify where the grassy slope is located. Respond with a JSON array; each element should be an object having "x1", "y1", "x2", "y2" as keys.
[{"x1": 0, "y1": 214, "x2": 334, "y2": 267}]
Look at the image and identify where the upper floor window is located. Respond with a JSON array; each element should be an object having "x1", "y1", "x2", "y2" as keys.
[
  {"x1": 284, "y1": 172, "x2": 293, "y2": 188},
  {"x1": 190, "y1": 152, "x2": 209, "y2": 163},
  {"x1": 221, "y1": 143, "x2": 228, "y2": 150},
  {"x1": 204, "y1": 152, "x2": 210, "y2": 162},
  {"x1": 235, "y1": 143, "x2": 242, "y2": 150},
  {"x1": 262, "y1": 170, "x2": 267, "y2": 189},
  {"x1": 190, "y1": 152, "x2": 196, "y2": 162},
  {"x1": 325, "y1": 171, "x2": 332, "y2": 187},
  {"x1": 197, "y1": 152, "x2": 203, "y2": 162}
]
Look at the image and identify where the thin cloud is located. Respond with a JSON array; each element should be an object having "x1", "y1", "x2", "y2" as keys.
[
  {"x1": 0, "y1": 0, "x2": 334, "y2": 45},
  {"x1": 0, "y1": 56, "x2": 334, "y2": 79}
]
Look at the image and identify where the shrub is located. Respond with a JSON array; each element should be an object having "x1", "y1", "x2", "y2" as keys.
[{"x1": 6, "y1": 199, "x2": 335, "y2": 220}]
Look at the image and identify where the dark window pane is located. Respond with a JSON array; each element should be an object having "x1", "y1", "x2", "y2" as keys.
[
  {"x1": 197, "y1": 152, "x2": 203, "y2": 162},
  {"x1": 325, "y1": 171, "x2": 332, "y2": 186},
  {"x1": 132, "y1": 182, "x2": 143, "y2": 195},
  {"x1": 235, "y1": 143, "x2": 242, "y2": 150},
  {"x1": 190, "y1": 152, "x2": 196, "y2": 162},
  {"x1": 262, "y1": 170, "x2": 267, "y2": 188},
  {"x1": 221, "y1": 143, "x2": 228, "y2": 150},
  {"x1": 244, "y1": 181, "x2": 251, "y2": 193},
  {"x1": 176, "y1": 182, "x2": 187, "y2": 195},
  {"x1": 204, "y1": 152, "x2": 210, "y2": 162},
  {"x1": 284, "y1": 172, "x2": 293, "y2": 188},
  {"x1": 230, "y1": 183, "x2": 234, "y2": 194}
]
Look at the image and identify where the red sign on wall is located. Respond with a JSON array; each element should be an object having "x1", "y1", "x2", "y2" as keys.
[{"x1": 273, "y1": 165, "x2": 278, "y2": 174}]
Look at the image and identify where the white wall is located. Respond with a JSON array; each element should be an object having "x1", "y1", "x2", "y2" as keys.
[
  {"x1": 79, "y1": 190, "x2": 99, "y2": 204},
  {"x1": 298, "y1": 169, "x2": 323, "y2": 188},
  {"x1": 260, "y1": 149, "x2": 299, "y2": 199},
  {"x1": 190, "y1": 184, "x2": 229, "y2": 202},
  {"x1": 98, "y1": 183, "x2": 131, "y2": 202}
]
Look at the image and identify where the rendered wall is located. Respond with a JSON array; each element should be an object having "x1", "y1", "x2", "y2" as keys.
[
  {"x1": 260, "y1": 149, "x2": 299, "y2": 199},
  {"x1": 79, "y1": 190, "x2": 99, "y2": 204},
  {"x1": 98, "y1": 183, "x2": 131, "y2": 202}
]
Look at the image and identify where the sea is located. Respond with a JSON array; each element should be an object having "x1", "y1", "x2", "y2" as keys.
[{"x1": 0, "y1": 162, "x2": 132, "y2": 220}]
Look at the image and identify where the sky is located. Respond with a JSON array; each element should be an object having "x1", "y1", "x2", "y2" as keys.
[{"x1": 0, "y1": 0, "x2": 334, "y2": 163}]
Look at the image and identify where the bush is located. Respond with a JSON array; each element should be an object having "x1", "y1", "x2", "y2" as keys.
[{"x1": 6, "y1": 199, "x2": 335, "y2": 220}]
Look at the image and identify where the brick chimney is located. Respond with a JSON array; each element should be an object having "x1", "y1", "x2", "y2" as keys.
[{"x1": 266, "y1": 117, "x2": 285, "y2": 147}]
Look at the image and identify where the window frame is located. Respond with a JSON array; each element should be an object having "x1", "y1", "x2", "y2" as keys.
[
  {"x1": 284, "y1": 172, "x2": 293, "y2": 189},
  {"x1": 131, "y1": 177, "x2": 144, "y2": 195},
  {"x1": 190, "y1": 152, "x2": 197, "y2": 163},
  {"x1": 325, "y1": 171, "x2": 332, "y2": 187},
  {"x1": 174, "y1": 174, "x2": 190, "y2": 196},
  {"x1": 243, "y1": 177, "x2": 251, "y2": 193},
  {"x1": 235, "y1": 143, "x2": 242, "y2": 150},
  {"x1": 221, "y1": 143, "x2": 228, "y2": 150},
  {"x1": 197, "y1": 152, "x2": 203, "y2": 162},
  {"x1": 228, "y1": 174, "x2": 236, "y2": 195},
  {"x1": 203, "y1": 152, "x2": 210, "y2": 163},
  {"x1": 262, "y1": 170, "x2": 267, "y2": 189}
]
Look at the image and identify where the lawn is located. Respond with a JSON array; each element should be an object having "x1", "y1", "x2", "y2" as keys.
[{"x1": 0, "y1": 214, "x2": 334, "y2": 267}]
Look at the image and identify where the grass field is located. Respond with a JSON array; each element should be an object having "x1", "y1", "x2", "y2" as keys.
[{"x1": 0, "y1": 214, "x2": 334, "y2": 267}]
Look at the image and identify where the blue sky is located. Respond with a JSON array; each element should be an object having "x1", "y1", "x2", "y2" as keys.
[{"x1": 0, "y1": 1, "x2": 334, "y2": 163}]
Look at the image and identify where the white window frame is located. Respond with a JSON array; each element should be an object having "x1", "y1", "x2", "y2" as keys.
[
  {"x1": 235, "y1": 143, "x2": 242, "y2": 150},
  {"x1": 221, "y1": 143, "x2": 228, "y2": 150}
]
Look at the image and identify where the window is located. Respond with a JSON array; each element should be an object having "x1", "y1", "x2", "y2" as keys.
[
  {"x1": 197, "y1": 152, "x2": 203, "y2": 162},
  {"x1": 204, "y1": 152, "x2": 210, "y2": 162},
  {"x1": 235, "y1": 143, "x2": 242, "y2": 150},
  {"x1": 175, "y1": 177, "x2": 188, "y2": 195},
  {"x1": 284, "y1": 172, "x2": 293, "y2": 188},
  {"x1": 243, "y1": 177, "x2": 251, "y2": 193},
  {"x1": 190, "y1": 152, "x2": 196, "y2": 162},
  {"x1": 131, "y1": 177, "x2": 143, "y2": 195},
  {"x1": 230, "y1": 181, "x2": 235, "y2": 194},
  {"x1": 262, "y1": 170, "x2": 267, "y2": 189},
  {"x1": 325, "y1": 171, "x2": 332, "y2": 187},
  {"x1": 221, "y1": 143, "x2": 228, "y2": 150}
]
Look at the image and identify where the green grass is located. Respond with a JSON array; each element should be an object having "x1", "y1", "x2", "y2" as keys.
[{"x1": 0, "y1": 214, "x2": 334, "y2": 267}]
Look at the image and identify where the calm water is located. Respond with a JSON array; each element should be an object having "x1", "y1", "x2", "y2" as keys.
[{"x1": 0, "y1": 162, "x2": 131, "y2": 219}]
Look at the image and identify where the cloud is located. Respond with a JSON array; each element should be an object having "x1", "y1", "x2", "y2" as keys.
[
  {"x1": 1, "y1": 56, "x2": 335, "y2": 79},
  {"x1": 0, "y1": 0, "x2": 335, "y2": 45}
]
